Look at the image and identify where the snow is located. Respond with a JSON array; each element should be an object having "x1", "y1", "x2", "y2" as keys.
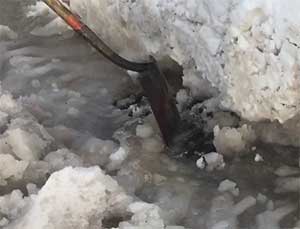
[
  {"x1": 0, "y1": 154, "x2": 28, "y2": 186},
  {"x1": 69, "y1": 0, "x2": 300, "y2": 123}
]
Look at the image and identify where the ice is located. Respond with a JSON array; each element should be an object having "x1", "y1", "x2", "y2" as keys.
[
  {"x1": 79, "y1": 137, "x2": 118, "y2": 166},
  {"x1": 31, "y1": 17, "x2": 72, "y2": 37},
  {"x1": 26, "y1": 183, "x2": 38, "y2": 195},
  {"x1": 218, "y1": 179, "x2": 239, "y2": 196},
  {"x1": 256, "y1": 193, "x2": 268, "y2": 204},
  {"x1": 256, "y1": 205, "x2": 296, "y2": 229},
  {"x1": 6, "y1": 128, "x2": 48, "y2": 161},
  {"x1": 196, "y1": 152, "x2": 225, "y2": 171},
  {"x1": 119, "y1": 202, "x2": 165, "y2": 229},
  {"x1": 136, "y1": 124, "x2": 154, "y2": 138},
  {"x1": 0, "y1": 154, "x2": 29, "y2": 186},
  {"x1": 0, "y1": 190, "x2": 29, "y2": 221},
  {"x1": 0, "y1": 25, "x2": 17, "y2": 40},
  {"x1": 0, "y1": 94, "x2": 22, "y2": 115},
  {"x1": 213, "y1": 124, "x2": 256, "y2": 157},
  {"x1": 232, "y1": 196, "x2": 256, "y2": 216},
  {"x1": 0, "y1": 1, "x2": 298, "y2": 228},
  {"x1": 142, "y1": 137, "x2": 165, "y2": 154},
  {"x1": 274, "y1": 165, "x2": 300, "y2": 177},
  {"x1": 44, "y1": 148, "x2": 83, "y2": 172},
  {"x1": 254, "y1": 153, "x2": 264, "y2": 162},
  {"x1": 275, "y1": 177, "x2": 300, "y2": 193},
  {"x1": 0, "y1": 217, "x2": 9, "y2": 227},
  {"x1": 107, "y1": 147, "x2": 128, "y2": 171},
  {"x1": 26, "y1": 1, "x2": 55, "y2": 18}
]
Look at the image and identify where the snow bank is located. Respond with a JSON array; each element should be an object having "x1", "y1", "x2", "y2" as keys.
[{"x1": 70, "y1": 0, "x2": 300, "y2": 123}]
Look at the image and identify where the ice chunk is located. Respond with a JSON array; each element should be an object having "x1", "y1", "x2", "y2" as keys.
[
  {"x1": 27, "y1": 1, "x2": 54, "y2": 18},
  {"x1": 142, "y1": 137, "x2": 164, "y2": 153},
  {"x1": 26, "y1": 183, "x2": 38, "y2": 195},
  {"x1": 196, "y1": 152, "x2": 225, "y2": 171},
  {"x1": 274, "y1": 165, "x2": 300, "y2": 177},
  {"x1": 9, "y1": 167, "x2": 131, "y2": 229},
  {"x1": 6, "y1": 128, "x2": 48, "y2": 161},
  {"x1": 0, "y1": 190, "x2": 28, "y2": 220},
  {"x1": 218, "y1": 179, "x2": 237, "y2": 192},
  {"x1": 136, "y1": 124, "x2": 154, "y2": 138},
  {"x1": 0, "y1": 111, "x2": 8, "y2": 128},
  {"x1": 107, "y1": 147, "x2": 128, "y2": 171},
  {"x1": 44, "y1": 148, "x2": 83, "y2": 172},
  {"x1": 80, "y1": 137, "x2": 117, "y2": 166},
  {"x1": 118, "y1": 202, "x2": 165, "y2": 229},
  {"x1": 256, "y1": 193, "x2": 268, "y2": 204},
  {"x1": 207, "y1": 194, "x2": 237, "y2": 229},
  {"x1": 0, "y1": 154, "x2": 29, "y2": 186},
  {"x1": 233, "y1": 196, "x2": 256, "y2": 216},
  {"x1": 256, "y1": 205, "x2": 296, "y2": 229},
  {"x1": 275, "y1": 177, "x2": 300, "y2": 193},
  {"x1": 254, "y1": 153, "x2": 264, "y2": 162},
  {"x1": 31, "y1": 17, "x2": 71, "y2": 37},
  {"x1": 213, "y1": 125, "x2": 256, "y2": 157},
  {"x1": 0, "y1": 94, "x2": 22, "y2": 115},
  {"x1": 0, "y1": 217, "x2": 9, "y2": 227},
  {"x1": 0, "y1": 25, "x2": 17, "y2": 40}
]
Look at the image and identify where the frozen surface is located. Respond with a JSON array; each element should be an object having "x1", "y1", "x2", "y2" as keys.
[{"x1": 0, "y1": 1, "x2": 298, "y2": 229}]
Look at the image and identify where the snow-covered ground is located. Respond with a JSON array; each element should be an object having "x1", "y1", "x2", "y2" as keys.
[{"x1": 0, "y1": 0, "x2": 299, "y2": 228}]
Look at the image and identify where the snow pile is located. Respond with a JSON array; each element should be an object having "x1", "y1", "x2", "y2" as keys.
[
  {"x1": 213, "y1": 124, "x2": 256, "y2": 157},
  {"x1": 3, "y1": 167, "x2": 186, "y2": 229},
  {"x1": 8, "y1": 167, "x2": 131, "y2": 229},
  {"x1": 69, "y1": 0, "x2": 300, "y2": 123}
]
